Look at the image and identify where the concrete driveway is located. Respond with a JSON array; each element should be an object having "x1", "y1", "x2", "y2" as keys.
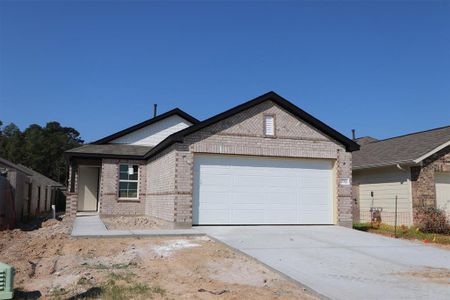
[{"x1": 197, "y1": 226, "x2": 450, "y2": 300}]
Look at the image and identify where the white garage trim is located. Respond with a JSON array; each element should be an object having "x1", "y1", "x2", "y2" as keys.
[{"x1": 193, "y1": 154, "x2": 334, "y2": 225}]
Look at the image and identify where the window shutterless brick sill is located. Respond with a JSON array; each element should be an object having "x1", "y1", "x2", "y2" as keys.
[{"x1": 117, "y1": 199, "x2": 141, "y2": 203}]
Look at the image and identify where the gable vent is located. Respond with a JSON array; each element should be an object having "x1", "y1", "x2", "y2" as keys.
[{"x1": 264, "y1": 115, "x2": 275, "y2": 136}]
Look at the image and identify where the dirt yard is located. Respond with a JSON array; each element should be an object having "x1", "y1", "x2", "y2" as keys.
[
  {"x1": 0, "y1": 218, "x2": 317, "y2": 299},
  {"x1": 101, "y1": 215, "x2": 173, "y2": 230}
]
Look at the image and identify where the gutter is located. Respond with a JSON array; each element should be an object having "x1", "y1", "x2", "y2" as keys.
[{"x1": 353, "y1": 160, "x2": 418, "y2": 171}]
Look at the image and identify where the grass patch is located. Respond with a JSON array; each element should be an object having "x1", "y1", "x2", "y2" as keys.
[
  {"x1": 100, "y1": 280, "x2": 151, "y2": 300},
  {"x1": 353, "y1": 222, "x2": 450, "y2": 244},
  {"x1": 107, "y1": 272, "x2": 136, "y2": 283},
  {"x1": 68, "y1": 273, "x2": 166, "y2": 300}
]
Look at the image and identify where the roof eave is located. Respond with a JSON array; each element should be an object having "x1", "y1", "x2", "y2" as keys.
[
  {"x1": 353, "y1": 160, "x2": 418, "y2": 170},
  {"x1": 65, "y1": 152, "x2": 145, "y2": 161},
  {"x1": 412, "y1": 140, "x2": 450, "y2": 164}
]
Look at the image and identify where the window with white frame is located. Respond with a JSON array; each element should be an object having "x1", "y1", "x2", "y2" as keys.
[
  {"x1": 119, "y1": 164, "x2": 139, "y2": 199},
  {"x1": 264, "y1": 115, "x2": 275, "y2": 136}
]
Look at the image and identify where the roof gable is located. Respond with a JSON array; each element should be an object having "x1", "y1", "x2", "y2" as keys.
[
  {"x1": 92, "y1": 108, "x2": 199, "y2": 145},
  {"x1": 145, "y1": 91, "x2": 359, "y2": 158}
]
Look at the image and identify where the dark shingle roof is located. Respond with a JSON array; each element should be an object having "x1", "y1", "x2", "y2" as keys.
[
  {"x1": 66, "y1": 91, "x2": 359, "y2": 160},
  {"x1": 66, "y1": 144, "x2": 152, "y2": 159},
  {"x1": 17, "y1": 164, "x2": 63, "y2": 186},
  {"x1": 354, "y1": 136, "x2": 378, "y2": 145},
  {"x1": 0, "y1": 156, "x2": 33, "y2": 176},
  {"x1": 353, "y1": 125, "x2": 450, "y2": 169}
]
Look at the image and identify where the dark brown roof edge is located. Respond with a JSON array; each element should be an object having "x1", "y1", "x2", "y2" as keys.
[
  {"x1": 363, "y1": 124, "x2": 450, "y2": 145},
  {"x1": 65, "y1": 152, "x2": 146, "y2": 160},
  {"x1": 92, "y1": 108, "x2": 200, "y2": 145},
  {"x1": 144, "y1": 91, "x2": 360, "y2": 159}
]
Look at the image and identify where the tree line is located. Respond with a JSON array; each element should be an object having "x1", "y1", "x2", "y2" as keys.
[{"x1": 0, "y1": 121, "x2": 83, "y2": 184}]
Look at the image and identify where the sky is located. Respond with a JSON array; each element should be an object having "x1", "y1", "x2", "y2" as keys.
[{"x1": 0, "y1": 0, "x2": 449, "y2": 143}]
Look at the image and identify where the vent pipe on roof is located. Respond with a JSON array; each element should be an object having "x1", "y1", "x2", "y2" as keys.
[
  {"x1": 352, "y1": 129, "x2": 356, "y2": 140},
  {"x1": 153, "y1": 104, "x2": 157, "y2": 118}
]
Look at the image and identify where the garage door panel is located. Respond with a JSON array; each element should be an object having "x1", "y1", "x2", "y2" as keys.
[
  {"x1": 231, "y1": 209, "x2": 265, "y2": 224},
  {"x1": 265, "y1": 210, "x2": 298, "y2": 224},
  {"x1": 193, "y1": 155, "x2": 333, "y2": 225},
  {"x1": 198, "y1": 210, "x2": 230, "y2": 224},
  {"x1": 234, "y1": 176, "x2": 298, "y2": 188},
  {"x1": 266, "y1": 195, "x2": 297, "y2": 205}
]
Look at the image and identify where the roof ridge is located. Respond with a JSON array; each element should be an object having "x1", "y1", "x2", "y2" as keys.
[
  {"x1": 143, "y1": 91, "x2": 359, "y2": 158},
  {"x1": 366, "y1": 124, "x2": 450, "y2": 144}
]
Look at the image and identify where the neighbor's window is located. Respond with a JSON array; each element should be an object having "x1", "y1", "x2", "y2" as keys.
[
  {"x1": 119, "y1": 164, "x2": 139, "y2": 199},
  {"x1": 264, "y1": 115, "x2": 275, "y2": 136}
]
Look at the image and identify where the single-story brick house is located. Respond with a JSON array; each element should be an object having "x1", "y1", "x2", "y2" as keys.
[
  {"x1": 65, "y1": 92, "x2": 359, "y2": 227},
  {"x1": 353, "y1": 126, "x2": 450, "y2": 225}
]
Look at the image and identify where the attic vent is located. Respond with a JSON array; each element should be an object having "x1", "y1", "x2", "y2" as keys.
[{"x1": 264, "y1": 115, "x2": 275, "y2": 136}]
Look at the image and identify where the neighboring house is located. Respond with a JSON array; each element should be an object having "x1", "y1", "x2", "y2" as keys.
[
  {"x1": 0, "y1": 156, "x2": 63, "y2": 229},
  {"x1": 353, "y1": 126, "x2": 450, "y2": 225},
  {"x1": 65, "y1": 92, "x2": 359, "y2": 227}
]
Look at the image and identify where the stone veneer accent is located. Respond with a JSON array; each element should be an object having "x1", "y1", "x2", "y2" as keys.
[{"x1": 411, "y1": 145, "x2": 450, "y2": 215}]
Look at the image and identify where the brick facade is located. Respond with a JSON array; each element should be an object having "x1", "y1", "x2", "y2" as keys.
[
  {"x1": 145, "y1": 146, "x2": 177, "y2": 222},
  {"x1": 411, "y1": 145, "x2": 450, "y2": 213},
  {"x1": 67, "y1": 100, "x2": 354, "y2": 227},
  {"x1": 171, "y1": 101, "x2": 353, "y2": 227},
  {"x1": 99, "y1": 159, "x2": 146, "y2": 216}
]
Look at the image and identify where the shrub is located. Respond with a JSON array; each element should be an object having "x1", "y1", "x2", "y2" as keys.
[{"x1": 414, "y1": 207, "x2": 449, "y2": 234}]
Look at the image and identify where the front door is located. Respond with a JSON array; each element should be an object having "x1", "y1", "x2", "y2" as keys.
[{"x1": 78, "y1": 166, "x2": 99, "y2": 212}]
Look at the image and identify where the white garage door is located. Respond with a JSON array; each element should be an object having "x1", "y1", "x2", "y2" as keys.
[{"x1": 193, "y1": 155, "x2": 333, "y2": 225}]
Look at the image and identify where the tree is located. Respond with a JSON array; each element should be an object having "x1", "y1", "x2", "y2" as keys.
[
  {"x1": 0, "y1": 120, "x2": 83, "y2": 184},
  {"x1": 1, "y1": 123, "x2": 25, "y2": 163}
]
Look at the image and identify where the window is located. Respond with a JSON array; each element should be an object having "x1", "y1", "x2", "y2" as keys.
[
  {"x1": 264, "y1": 115, "x2": 275, "y2": 136},
  {"x1": 119, "y1": 164, "x2": 139, "y2": 199}
]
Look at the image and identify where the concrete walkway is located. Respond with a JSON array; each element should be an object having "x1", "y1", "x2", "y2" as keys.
[
  {"x1": 197, "y1": 225, "x2": 450, "y2": 300},
  {"x1": 71, "y1": 215, "x2": 203, "y2": 237}
]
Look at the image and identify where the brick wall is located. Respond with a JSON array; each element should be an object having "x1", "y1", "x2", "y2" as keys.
[
  {"x1": 65, "y1": 192, "x2": 78, "y2": 216},
  {"x1": 336, "y1": 150, "x2": 353, "y2": 227},
  {"x1": 411, "y1": 145, "x2": 450, "y2": 212},
  {"x1": 145, "y1": 146, "x2": 177, "y2": 222},
  {"x1": 168, "y1": 101, "x2": 353, "y2": 227},
  {"x1": 81, "y1": 100, "x2": 353, "y2": 226},
  {"x1": 99, "y1": 159, "x2": 146, "y2": 215}
]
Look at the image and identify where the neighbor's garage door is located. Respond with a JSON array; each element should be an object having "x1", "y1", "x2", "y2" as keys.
[{"x1": 193, "y1": 155, "x2": 333, "y2": 225}]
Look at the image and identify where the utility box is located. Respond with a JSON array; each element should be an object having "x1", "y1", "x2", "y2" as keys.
[{"x1": 0, "y1": 262, "x2": 14, "y2": 300}]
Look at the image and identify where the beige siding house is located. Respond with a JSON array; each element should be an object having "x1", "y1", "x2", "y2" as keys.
[
  {"x1": 0, "y1": 157, "x2": 63, "y2": 229},
  {"x1": 66, "y1": 92, "x2": 359, "y2": 228},
  {"x1": 353, "y1": 166, "x2": 413, "y2": 225},
  {"x1": 353, "y1": 126, "x2": 450, "y2": 225}
]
